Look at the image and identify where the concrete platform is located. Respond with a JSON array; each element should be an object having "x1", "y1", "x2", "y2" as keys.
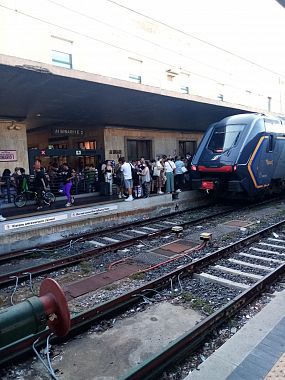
[
  {"x1": 185, "y1": 289, "x2": 285, "y2": 380},
  {"x1": 52, "y1": 302, "x2": 202, "y2": 380},
  {"x1": 0, "y1": 190, "x2": 206, "y2": 254}
]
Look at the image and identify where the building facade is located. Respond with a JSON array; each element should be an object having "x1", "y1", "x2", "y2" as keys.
[{"x1": 0, "y1": 0, "x2": 284, "y2": 173}]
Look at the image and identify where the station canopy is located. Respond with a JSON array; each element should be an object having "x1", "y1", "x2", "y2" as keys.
[{"x1": 0, "y1": 55, "x2": 253, "y2": 133}]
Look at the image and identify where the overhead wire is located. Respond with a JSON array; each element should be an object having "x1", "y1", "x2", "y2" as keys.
[
  {"x1": 0, "y1": 1, "x2": 236, "y2": 88},
  {"x1": 106, "y1": 0, "x2": 285, "y2": 78},
  {"x1": 48, "y1": 0, "x2": 283, "y2": 78},
  {"x1": 45, "y1": 0, "x2": 235, "y2": 78},
  {"x1": 0, "y1": 2, "x2": 281, "y2": 99}
]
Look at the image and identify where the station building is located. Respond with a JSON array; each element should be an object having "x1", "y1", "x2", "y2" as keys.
[{"x1": 0, "y1": 1, "x2": 284, "y2": 174}]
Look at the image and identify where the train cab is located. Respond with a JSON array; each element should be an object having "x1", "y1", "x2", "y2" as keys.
[{"x1": 191, "y1": 113, "x2": 285, "y2": 198}]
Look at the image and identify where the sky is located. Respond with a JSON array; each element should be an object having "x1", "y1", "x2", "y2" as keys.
[{"x1": 110, "y1": 0, "x2": 285, "y2": 76}]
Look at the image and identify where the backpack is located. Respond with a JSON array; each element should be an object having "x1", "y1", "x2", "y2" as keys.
[
  {"x1": 19, "y1": 174, "x2": 29, "y2": 191},
  {"x1": 22, "y1": 175, "x2": 29, "y2": 191}
]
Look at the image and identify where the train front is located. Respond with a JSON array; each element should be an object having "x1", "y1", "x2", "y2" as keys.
[{"x1": 191, "y1": 118, "x2": 247, "y2": 197}]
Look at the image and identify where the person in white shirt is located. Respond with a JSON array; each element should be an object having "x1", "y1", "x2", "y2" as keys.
[
  {"x1": 120, "y1": 157, "x2": 134, "y2": 201},
  {"x1": 153, "y1": 158, "x2": 164, "y2": 194},
  {"x1": 164, "y1": 157, "x2": 176, "y2": 193}
]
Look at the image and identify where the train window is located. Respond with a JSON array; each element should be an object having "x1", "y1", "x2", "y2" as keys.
[{"x1": 208, "y1": 124, "x2": 244, "y2": 153}]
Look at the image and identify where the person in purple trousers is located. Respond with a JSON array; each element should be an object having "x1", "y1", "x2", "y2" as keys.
[{"x1": 61, "y1": 163, "x2": 75, "y2": 207}]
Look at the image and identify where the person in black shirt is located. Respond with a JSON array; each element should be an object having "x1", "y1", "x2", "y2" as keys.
[{"x1": 34, "y1": 167, "x2": 48, "y2": 210}]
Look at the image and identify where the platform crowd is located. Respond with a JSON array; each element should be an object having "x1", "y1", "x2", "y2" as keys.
[{"x1": 0, "y1": 154, "x2": 192, "y2": 218}]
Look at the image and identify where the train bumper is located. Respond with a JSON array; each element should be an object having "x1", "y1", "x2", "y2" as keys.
[{"x1": 192, "y1": 178, "x2": 247, "y2": 193}]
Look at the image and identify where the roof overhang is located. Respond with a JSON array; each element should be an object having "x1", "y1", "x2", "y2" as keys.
[{"x1": 0, "y1": 54, "x2": 263, "y2": 133}]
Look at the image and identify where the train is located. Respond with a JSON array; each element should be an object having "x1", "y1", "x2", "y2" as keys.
[{"x1": 191, "y1": 113, "x2": 285, "y2": 198}]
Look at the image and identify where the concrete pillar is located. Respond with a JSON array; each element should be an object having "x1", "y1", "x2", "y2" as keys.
[{"x1": 0, "y1": 121, "x2": 29, "y2": 174}]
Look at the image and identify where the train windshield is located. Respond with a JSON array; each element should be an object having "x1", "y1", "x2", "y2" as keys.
[{"x1": 208, "y1": 124, "x2": 244, "y2": 153}]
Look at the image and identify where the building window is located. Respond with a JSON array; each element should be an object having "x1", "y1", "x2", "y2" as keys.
[
  {"x1": 51, "y1": 36, "x2": 73, "y2": 69},
  {"x1": 129, "y1": 74, "x2": 141, "y2": 84},
  {"x1": 180, "y1": 72, "x2": 190, "y2": 94},
  {"x1": 128, "y1": 57, "x2": 142, "y2": 84},
  {"x1": 127, "y1": 139, "x2": 152, "y2": 161},
  {"x1": 181, "y1": 86, "x2": 189, "y2": 94},
  {"x1": 78, "y1": 141, "x2": 97, "y2": 150},
  {"x1": 179, "y1": 140, "x2": 197, "y2": 157},
  {"x1": 52, "y1": 50, "x2": 72, "y2": 69}
]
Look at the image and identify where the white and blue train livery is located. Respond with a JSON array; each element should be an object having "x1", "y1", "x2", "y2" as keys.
[{"x1": 191, "y1": 113, "x2": 285, "y2": 198}]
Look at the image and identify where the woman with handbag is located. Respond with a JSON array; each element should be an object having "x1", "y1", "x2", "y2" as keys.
[
  {"x1": 114, "y1": 160, "x2": 126, "y2": 199},
  {"x1": 103, "y1": 161, "x2": 114, "y2": 196},
  {"x1": 164, "y1": 157, "x2": 176, "y2": 194}
]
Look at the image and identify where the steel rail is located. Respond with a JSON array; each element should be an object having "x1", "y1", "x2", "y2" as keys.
[
  {"x1": 1, "y1": 218, "x2": 285, "y2": 367},
  {"x1": 2, "y1": 192, "x2": 279, "y2": 265},
  {"x1": 0, "y1": 207, "x2": 237, "y2": 288},
  {"x1": 0, "y1": 194, "x2": 279, "y2": 266},
  {"x1": 119, "y1": 262, "x2": 285, "y2": 380},
  {"x1": 0, "y1": 203, "x2": 216, "y2": 265}
]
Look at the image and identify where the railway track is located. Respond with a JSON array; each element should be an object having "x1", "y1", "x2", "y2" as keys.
[
  {"x1": 0, "y1": 203, "x2": 236, "y2": 288},
  {"x1": 1, "y1": 216, "x2": 285, "y2": 378},
  {"x1": 0, "y1": 197, "x2": 282, "y2": 291}
]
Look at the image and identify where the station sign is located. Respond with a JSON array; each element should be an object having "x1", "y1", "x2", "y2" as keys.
[
  {"x1": 4, "y1": 214, "x2": 68, "y2": 230},
  {"x1": 51, "y1": 128, "x2": 84, "y2": 136},
  {"x1": 0, "y1": 150, "x2": 17, "y2": 162},
  {"x1": 71, "y1": 205, "x2": 118, "y2": 217}
]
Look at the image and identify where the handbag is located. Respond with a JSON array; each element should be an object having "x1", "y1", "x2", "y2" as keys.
[
  {"x1": 153, "y1": 167, "x2": 160, "y2": 177},
  {"x1": 181, "y1": 166, "x2": 188, "y2": 173}
]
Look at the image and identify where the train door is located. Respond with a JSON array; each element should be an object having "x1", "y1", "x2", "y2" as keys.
[{"x1": 249, "y1": 134, "x2": 275, "y2": 188}]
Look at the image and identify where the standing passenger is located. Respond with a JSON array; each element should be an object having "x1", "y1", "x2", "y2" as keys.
[
  {"x1": 140, "y1": 161, "x2": 151, "y2": 198},
  {"x1": 154, "y1": 158, "x2": 164, "y2": 194},
  {"x1": 103, "y1": 161, "x2": 114, "y2": 195},
  {"x1": 34, "y1": 166, "x2": 48, "y2": 210},
  {"x1": 164, "y1": 157, "x2": 176, "y2": 193},
  {"x1": 115, "y1": 158, "x2": 126, "y2": 198},
  {"x1": 120, "y1": 157, "x2": 134, "y2": 201},
  {"x1": 61, "y1": 163, "x2": 75, "y2": 207},
  {"x1": 174, "y1": 156, "x2": 185, "y2": 192}
]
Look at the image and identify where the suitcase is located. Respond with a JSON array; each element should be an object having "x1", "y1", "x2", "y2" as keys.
[
  {"x1": 100, "y1": 182, "x2": 111, "y2": 196},
  {"x1": 134, "y1": 185, "x2": 142, "y2": 198}
]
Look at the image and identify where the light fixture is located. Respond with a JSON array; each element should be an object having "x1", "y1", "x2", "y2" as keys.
[{"x1": 7, "y1": 121, "x2": 22, "y2": 130}]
